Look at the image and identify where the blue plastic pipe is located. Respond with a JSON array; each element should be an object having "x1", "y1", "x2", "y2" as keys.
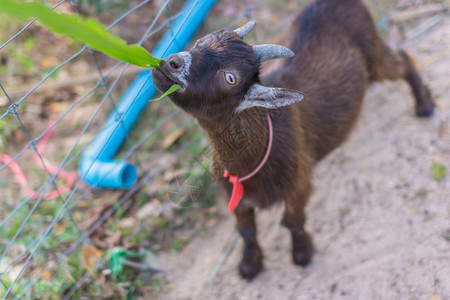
[{"x1": 79, "y1": 0, "x2": 216, "y2": 188}]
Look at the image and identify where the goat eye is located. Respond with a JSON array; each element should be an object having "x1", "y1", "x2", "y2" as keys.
[{"x1": 224, "y1": 72, "x2": 237, "y2": 85}]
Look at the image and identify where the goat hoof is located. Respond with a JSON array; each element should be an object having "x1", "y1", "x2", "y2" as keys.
[
  {"x1": 239, "y1": 260, "x2": 263, "y2": 280},
  {"x1": 416, "y1": 101, "x2": 435, "y2": 117},
  {"x1": 292, "y1": 231, "x2": 314, "y2": 267},
  {"x1": 416, "y1": 88, "x2": 435, "y2": 118},
  {"x1": 239, "y1": 243, "x2": 263, "y2": 280},
  {"x1": 293, "y1": 247, "x2": 313, "y2": 266}
]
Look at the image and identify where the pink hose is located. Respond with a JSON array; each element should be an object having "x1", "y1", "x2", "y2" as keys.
[{"x1": 1, "y1": 121, "x2": 76, "y2": 200}]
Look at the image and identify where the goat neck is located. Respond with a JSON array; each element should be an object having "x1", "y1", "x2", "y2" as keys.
[{"x1": 197, "y1": 107, "x2": 271, "y2": 178}]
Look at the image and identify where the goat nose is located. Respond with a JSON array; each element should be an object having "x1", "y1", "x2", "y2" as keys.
[{"x1": 167, "y1": 54, "x2": 184, "y2": 70}]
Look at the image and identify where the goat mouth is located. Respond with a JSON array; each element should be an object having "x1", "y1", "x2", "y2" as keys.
[{"x1": 153, "y1": 68, "x2": 183, "y2": 88}]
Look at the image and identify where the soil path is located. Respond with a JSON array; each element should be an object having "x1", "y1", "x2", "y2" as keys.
[{"x1": 159, "y1": 17, "x2": 450, "y2": 300}]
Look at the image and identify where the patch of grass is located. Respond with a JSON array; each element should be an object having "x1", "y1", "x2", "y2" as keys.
[
  {"x1": 0, "y1": 118, "x2": 21, "y2": 150},
  {"x1": 154, "y1": 217, "x2": 169, "y2": 228},
  {"x1": 151, "y1": 277, "x2": 162, "y2": 293},
  {"x1": 432, "y1": 161, "x2": 446, "y2": 182},
  {"x1": 173, "y1": 236, "x2": 187, "y2": 251}
]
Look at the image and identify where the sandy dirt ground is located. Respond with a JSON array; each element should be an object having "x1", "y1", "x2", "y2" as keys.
[{"x1": 157, "y1": 13, "x2": 450, "y2": 300}]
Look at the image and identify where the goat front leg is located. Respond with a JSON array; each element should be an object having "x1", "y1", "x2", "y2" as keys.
[
  {"x1": 234, "y1": 205, "x2": 263, "y2": 279},
  {"x1": 282, "y1": 185, "x2": 314, "y2": 266}
]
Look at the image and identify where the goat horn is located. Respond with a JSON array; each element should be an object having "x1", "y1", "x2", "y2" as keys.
[
  {"x1": 233, "y1": 21, "x2": 256, "y2": 38},
  {"x1": 252, "y1": 44, "x2": 295, "y2": 62}
]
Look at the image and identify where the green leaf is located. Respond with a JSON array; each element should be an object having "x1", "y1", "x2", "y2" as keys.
[
  {"x1": 151, "y1": 84, "x2": 182, "y2": 102},
  {"x1": 0, "y1": 0, "x2": 162, "y2": 68},
  {"x1": 152, "y1": 277, "x2": 162, "y2": 293},
  {"x1": 432, "y1": 162, "x2": 446, "y2": 182}
]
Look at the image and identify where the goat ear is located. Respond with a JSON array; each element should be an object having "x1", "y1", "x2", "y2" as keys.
[{"x1": 236, "y1": 84, "x2": 304, "y2": 112}]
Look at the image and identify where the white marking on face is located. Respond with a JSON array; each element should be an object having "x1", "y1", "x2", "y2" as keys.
[{"x1": 171, "y1": 51, "x2": 192, "y2": 88}]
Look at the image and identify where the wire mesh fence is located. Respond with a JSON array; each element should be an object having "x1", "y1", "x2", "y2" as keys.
[
  {"x1": 0, "y1": 0, "x2": 265, "y2": 297},
  {"x1": 0, "y1": 0, "x2": 447, "y2": 298}
]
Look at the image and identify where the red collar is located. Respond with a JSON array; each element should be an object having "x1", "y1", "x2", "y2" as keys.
[{"x1": 223, "y1": 114, "x2": 274, "y2": 212}]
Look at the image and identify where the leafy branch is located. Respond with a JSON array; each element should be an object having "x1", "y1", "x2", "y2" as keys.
[
  {"x1": 0, "y1": 0, "x2": 162, "y2": 68},
  {"x1": 0, "y1": 0, "x2": 182, "y2": 95}
]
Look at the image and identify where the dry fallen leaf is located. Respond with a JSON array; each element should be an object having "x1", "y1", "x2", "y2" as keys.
[
  {"x1": 82, "y1": 244, "x2": 103, "y2": 272},
  {"x1": 81, "y1": 204, "x2": 111, "y2": 230},
  {"x1": 439, "y1": 122, "x2": 449, "y2": 139},
  {"x1": 54, "y1": 223, "x2": 66, "y2": 234},
  {"x1": 40, "y1": 56, "x2": 57, "y2": 69},
  {"x1": 162, "y1": 128, "x2": 185, "y2": 149},
  {"x1": 33, "y1": 261, "x2": 56, "y2": 282}
]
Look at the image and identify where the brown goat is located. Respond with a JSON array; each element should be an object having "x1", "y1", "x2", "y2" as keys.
[{"x1": 152, "y1": 0, "x2": 434, "y2": 279}]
